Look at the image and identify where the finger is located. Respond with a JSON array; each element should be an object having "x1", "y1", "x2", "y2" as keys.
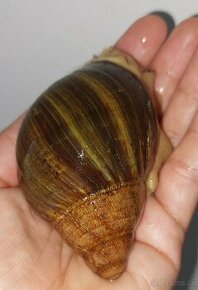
[
  {"x1": 135, "y1": 196, "x2": 183, "y2": 269},
  {"x1": 155, "y1": 113, "x2": 198, "y2": 231},
  {"x1": 151, "y1": 17, "x2": 198, "y2": 112},
  {"x1": 116, "y1": 15, "x2": 168, "y2": 67},
  {"x1": 162, "y1": 48, "x2": 198, "y2": 146},
  {"x1": 0, "y1": 114, "x2": 24, "y2": 187},
  {"x1": 127, "y1": 197, "x2": 182, "y2": 288}
]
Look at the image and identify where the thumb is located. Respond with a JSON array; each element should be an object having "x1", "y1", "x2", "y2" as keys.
[{"x1": 0, "y1": 114, "x2": 25, "y2": 188}]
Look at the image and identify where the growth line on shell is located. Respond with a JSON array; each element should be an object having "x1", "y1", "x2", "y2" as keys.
[
  {"x1": 47, "y1": 95, "x2": 114, "y2": 183},
  {"x1": 79, "y1": 73, "x2": 137, "y2": 178}
]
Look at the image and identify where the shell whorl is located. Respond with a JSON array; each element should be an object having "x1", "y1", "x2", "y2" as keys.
[{"x1": 16, "y1": 48, "x2": 158, "y2": 279}]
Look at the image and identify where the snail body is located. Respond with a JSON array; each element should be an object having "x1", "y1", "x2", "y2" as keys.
[{"x1": 16, "y1": 48, "x2": 171, "y2": 279}]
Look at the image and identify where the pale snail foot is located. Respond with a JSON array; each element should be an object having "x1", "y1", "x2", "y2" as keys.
[{"x1": 146, "y1": 129, "x2": 173, "y2": 193}]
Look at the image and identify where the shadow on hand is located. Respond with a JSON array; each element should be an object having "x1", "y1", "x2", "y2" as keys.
[
  {"x1": 149, "y1": 11, "x2": 175, "y2": 35},
  {"x1": 174, "y1": 208, "x2": 198, "y2": 290}
]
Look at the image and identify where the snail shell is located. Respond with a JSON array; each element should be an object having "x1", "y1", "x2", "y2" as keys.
[{"x1": 16, "y1": 47, "x2": 159, "y2": 280}]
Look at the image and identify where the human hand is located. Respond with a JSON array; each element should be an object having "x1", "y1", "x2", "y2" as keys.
[{"x1": 0, "y1": 15, "x2": 198, "y2": 290}]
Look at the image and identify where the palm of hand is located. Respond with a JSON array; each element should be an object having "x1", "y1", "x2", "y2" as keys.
[{"x1": 0, "y1": 15, "x2": 198, "y2": 290}]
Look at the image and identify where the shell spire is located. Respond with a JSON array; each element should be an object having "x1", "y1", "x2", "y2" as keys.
[{"x1": 55, "y1": 183, "x2": 146, "y2": 279}]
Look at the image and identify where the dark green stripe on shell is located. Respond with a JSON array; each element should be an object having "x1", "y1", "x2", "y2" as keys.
[{"x1": 16, "y1": 59, "x2": 158, "y2": 279}]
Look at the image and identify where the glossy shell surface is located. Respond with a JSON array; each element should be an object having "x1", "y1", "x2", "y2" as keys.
[{"x1": 16, "y1": 48, "x2": 158, "y2": 279}]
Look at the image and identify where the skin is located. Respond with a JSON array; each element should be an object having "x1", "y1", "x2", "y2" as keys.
[{"x1": 0, "y1": 14, "x2": 198, "y2": 290}]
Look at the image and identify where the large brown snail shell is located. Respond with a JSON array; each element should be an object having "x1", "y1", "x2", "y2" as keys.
[{"x1": 16, "y1": 47, "x2": 159, "y2": 280}]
